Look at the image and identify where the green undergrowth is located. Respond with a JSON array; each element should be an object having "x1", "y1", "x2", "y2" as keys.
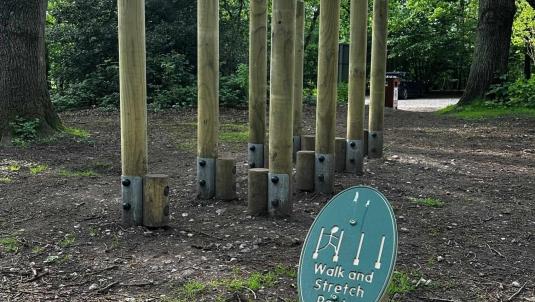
[
  {"x1": 410, "y1": 197, "x2": 445, "y2": 208},
  {"x1": 439, "y1": 102, "x2": 535, "y2": 119},
  {"x1": 163, "y1": 265, "x2": 297, "y2": 301},
  {"x1": 387, "y1": 271, "x2": 419, "y2": 296},
  {"x1": 0, "y1": 237, "x2": 20, "y2": 253},
  {"x1": 219, "y1": 123, "x2": 248, "y2": 143},
  {"x1": 30, "y1": 164, "x2": 48, "y2": 175},
  {"x1": 58, "y1": 168, "x2": 99, "y2": 177}
]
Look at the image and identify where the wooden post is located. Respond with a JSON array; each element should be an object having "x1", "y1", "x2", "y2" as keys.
[
  {"x1": 268, "y1": 0, "x2": 296, "y2": 217},
  {"x1": 248, "y1": 0, "x2": 268, "y2": 169},
  {"x1": 301, "y1": 135, "x2": 316, "y2": 151},
  {"x1": 197, "y1": 0, "x2": 219, "y2": 199},
  {"x1": 346, "y1": 0, "x2": 368, "y2": 174},
  {"x1": 368, "y1": 0, "x2": 388, "y2": 159},
  {"x1": 334, "y1": 137, "x2": 346, "y2": 173},
  {"x1": 143, "y1": 174, "x2": 170, "y2": 228},
  {"x1": 296, "y1": 151, "x2": 315, "y2": 192},
  {"x1": 215, "y1": 158, "x2": 237, "y2": 200},
  {"x1": 315, "y1": 0, "x2": 340, "y2": 194},
  {"x1": 292, "y1": 0, "x2": 305, "y2": 162},
  {"x1": 248, "y1": 168, "x2": 269, "y2": 216},
  {"x1": 118, "y1": 0, "x2": 148, "y2": 226}
]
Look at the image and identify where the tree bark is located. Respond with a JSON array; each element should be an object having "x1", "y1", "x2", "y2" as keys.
[
  {"x1": 0, "y1": 0, "x2": 61, "y2": 142},
  {"x1": 459, "y1": 0, "x2": 516, "y2": 105}
]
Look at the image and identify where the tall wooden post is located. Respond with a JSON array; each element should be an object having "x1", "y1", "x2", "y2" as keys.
[
  {"x1": 268, "y1": 0, "x2": 296, "y2": 217},
  {"x1": 368, "y1": 0, "x2": 388, "y2": 159},
  {"x1": 292, "y1": 0, "x2": 305, "y2": 161},
  {"x1": 346, "y1": 0, "x2": 368, "y2": 174},
  {"x1": 248, "y1": 0, "x2": 268, "y2": 169},
  {"x1": 197, "y1": 0, "x2": 219, "y2": 199},
  {"x1": 315, "y1": 0, "x2": 340, "y2": 194},
  {"x1": 118, "y1": 0, "x2": 148, "y2": 226}
]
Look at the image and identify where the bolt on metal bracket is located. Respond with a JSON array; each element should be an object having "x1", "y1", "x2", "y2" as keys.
[
  {"x1": 346, "y1": 139, "x2": 364, "y2": 175},
  {"x1": 197, "y1": 157, "x2": 216, "y2": 199},
  {"x1": 368, "y1": 131, "x2": 384, "y2": 159},
  {"x1": 247, "y1": 143, "x2": 264, "y2": 169},
  {"x1": 121, "y1": 175, "x2": 143, "y2": 226},
  {"x1": 268, "y1": 173, "x2": 291, "y2": 217},
  {"x1": 315, "y1": 153, "x2": 334, "y2": 194}
]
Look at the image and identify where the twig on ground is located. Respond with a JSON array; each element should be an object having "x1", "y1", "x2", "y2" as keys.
[
  {"x1": 486, "y1": 243, "x2": 506, "y2": 258},
  {"x1": 507, "y1": 282, "x2": 527, "y2": 301},
  {"x1": 242, "y1": 286, "x2": 257, "y2": 299},
  {"x1": 97, "y1": 281, "x2": 119, "y2": 293},
  {"x1": 25, "y1": 270, "x2": 49, "y2": 283}
]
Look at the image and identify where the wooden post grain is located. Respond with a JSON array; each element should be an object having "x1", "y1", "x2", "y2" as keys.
[
  {"x1": 315, "y1": 0, "x2": 340, "y2": 194},
  {"x1": 248, "y1": 168, "x2": 269, "y2": 216},
  {"x1": 296, "y1": 151, "x2": 315, "y2": 192},
  {"x1": 268, "y1": 0, "x2": 296, "y2": 217},
  {"x1": 293, "y1": 0, "x2": 305, "y2": 160},
  {"x1": 143, "y1": 174, "x2": 170, "y2": 228},
  {"x1": 346, "y1": 0, "x2": 368, "y2": 174},
  {"x1": 301, "y1": 135, "x2": 316, "y2": 151},
  {"x1": 118, "y1": 0, "x2": 148, "y2": 226},
  {"x1": 368, "y1": 0, "x2": 388, "y2": 159},
  {"x1": 215, "y1": 158, "x2": 237, "y2": 200},
  {"x1": 248, "y1": 0, "x2": 268, "y2": 169},
  {"x1": 197, "y1": 0, "x2": 219, "y2": 199}
]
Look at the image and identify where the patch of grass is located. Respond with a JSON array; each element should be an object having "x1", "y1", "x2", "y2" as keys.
[
  {"x1": 30, "y1": 164, "x2": 48, "y2": 175},
  {"x1": 176, "y1": 139, "x2": 196, "y2": 152},
  {"x1": 59, "y1": 233, "x2": 76, "y2": 248},
  {"x1": 387, "y1": 271, "x2": 417, "y2": 296},
  {"x1": 58, "y1": 169, "x2": 99, "y2": 177},
  {"x1": 32, "y1": 245, "x2": 45, "y2": 254},
  {"x1": 438, "y1": 103, "x2": 535, "y2": 119},
  {"x1": 219, "y1": 123, "x2": 248, "y2": 143},
  {"x1": 64, "y1": 127, "x2": 90, "y2": 138},
  {"x1": 0, "y1": 237, "x2": 20, "y2": 253},
  {"x1": 411, "y1": 197, "x2": 445, "y2": 208},
  {"x1": 8, "y1": 164, "x2": 21, "y2": 172},
  {"x1": 0, "y1": 177, "x2": 12, "y2": 184}
]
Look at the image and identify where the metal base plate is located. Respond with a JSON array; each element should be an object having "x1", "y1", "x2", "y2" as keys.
[
  {"x1": 197, "y1": 157, "x2": 216, "y2": 199},
  {"x1": 314, "y1": 153, "x2": 334, "y2": 194},
  {"x1": 345, "y1": 139, "x2": 364, "y2": 175},
  {"x1": 248, "y1": 144, "x2": 264, "y2": 169},
  {"x1": 293, "y1": 136, "x2": 301, "y2": 163},
  {"x1": 267, "y1": 173, "x2": 291, "y2": 217},
  {"x1": 368, "y1": 131, "x2": 384, "y2": 159},
  {"x1": 121, "y1": 176, "x2": 143, "y2": 226}
]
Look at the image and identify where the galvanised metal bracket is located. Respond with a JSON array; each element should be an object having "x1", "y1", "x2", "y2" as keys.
[
  {"x1": 197, "y1": 157, "x2": 215, "y2": 199},
  {"x1": 248, "y1": 143, "x2": 264, "y2": 169},
  {"x1": 121, "y1": 175, "x2": 143, "y2": 226},
  {"x1": 268, "y1": 173, "x2": 291, "y2": 217},
  {"x1": 315, "y1": 153, "x2": 334, "y2": 194}
]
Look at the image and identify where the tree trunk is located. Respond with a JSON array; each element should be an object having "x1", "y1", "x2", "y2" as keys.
[
  {"x1": 459, "y1": 0, "x2": 516, "y2": 105},
  {"x1": 0, "y1": 0, "x2": 61, "y2": 143}
]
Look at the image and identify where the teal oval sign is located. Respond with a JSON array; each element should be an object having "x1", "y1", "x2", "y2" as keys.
[{"x1": 298, "y1": 187, "x2": 398, "y2": 302}]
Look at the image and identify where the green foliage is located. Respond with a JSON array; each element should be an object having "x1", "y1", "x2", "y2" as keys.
[
  {"x1": 337, "y1": 82, "x2": 349, "y2": 103},
  {"x1": 0, "y1": 177, "x2": 12, "y2": 184},
  {"x1": 487, "y1": 77, "x2": 535, "y2": 108},
  {"x1": 439, "y1": 102, "x2": 535, "y2": 119},
  {"x1": 59, "y1": 233, "x2": 76, "y2": 248},
  {"x1": 30, "y1": 164, "x2": 48, "y2": 175},
  {"x1": 58, "y1": 169, "x2": 99, "y2": 177},
  {"x1": 387, "y1": 271, "x2": 417, "y2": 296},
  {"x1": 220, "y1": 64, "x2": 249, "y2": 108},
  {"x1": 411, "y1": 197, "x2": 445, "y2": 208},
  {"x1": 219, "y1": 124, "x2": 249, "y2": 143},
  {"x1": 64, "y1": 127, "x2": 90, "y2": 138},
  {"x1": 0, "y1": 237, "x2": 20, "y2": 253},
  {"x1": 9, "y1": 117, "x2": 41, "y2": 146},
  {"x1": 8, "y1": 164, "x2": 21, "y2": 172}
]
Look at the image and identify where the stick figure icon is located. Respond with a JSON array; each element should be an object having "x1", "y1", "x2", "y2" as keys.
[{"x1": 312, "y1": 226, "x2": 345, "y2": 262}]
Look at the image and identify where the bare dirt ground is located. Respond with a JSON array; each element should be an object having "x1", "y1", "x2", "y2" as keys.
[{"x1": 1, "y1": 105, "x2": 534, "y2": 302}]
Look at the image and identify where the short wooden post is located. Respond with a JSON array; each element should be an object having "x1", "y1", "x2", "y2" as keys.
[
  {"x1": 268, "y1": 0, "x2": 296, "y2": 217},
  {"x1": 197, "y1": 0, "x2": 219, "y2": 199},
  {"x1": 363, "y1": 129, "x2": 369, "y2": 157},
  {"x1": 248, "y1": 168, "x2": 269, "y2": 216},
  {"x1": 346, "y1": 0, "x2": 368, "y2": 174},
  {"x1": 301, "y1": 135, "x2": 315, "y2": 151},
  {"x1": 292, "y1": 0, "x2": 305, "y2": 162},
  {"x1": 296, "y1": 151, "x2": 315, "y2": 192},
  {"x1": 368, "y1": 0, "x2": 388, "y2": 159},
  {"x1": 143, "y1": 174, "x2": 170, "y2": 228},
  {"x1": 315, "y1": 0, "x2": 340, "y2": 194},
  {"x1": 248, "y1": 0, "x2": 268, "y2": 169},
  {"x1": 215, "y1": 158, "x2": 237, "y2": 200},
  {"x1": 118, "y1": 0, "x2": 148, "y2": 226},
  {"x1": 334, "y1": 137, "x2": 346, "y2": 173}
]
